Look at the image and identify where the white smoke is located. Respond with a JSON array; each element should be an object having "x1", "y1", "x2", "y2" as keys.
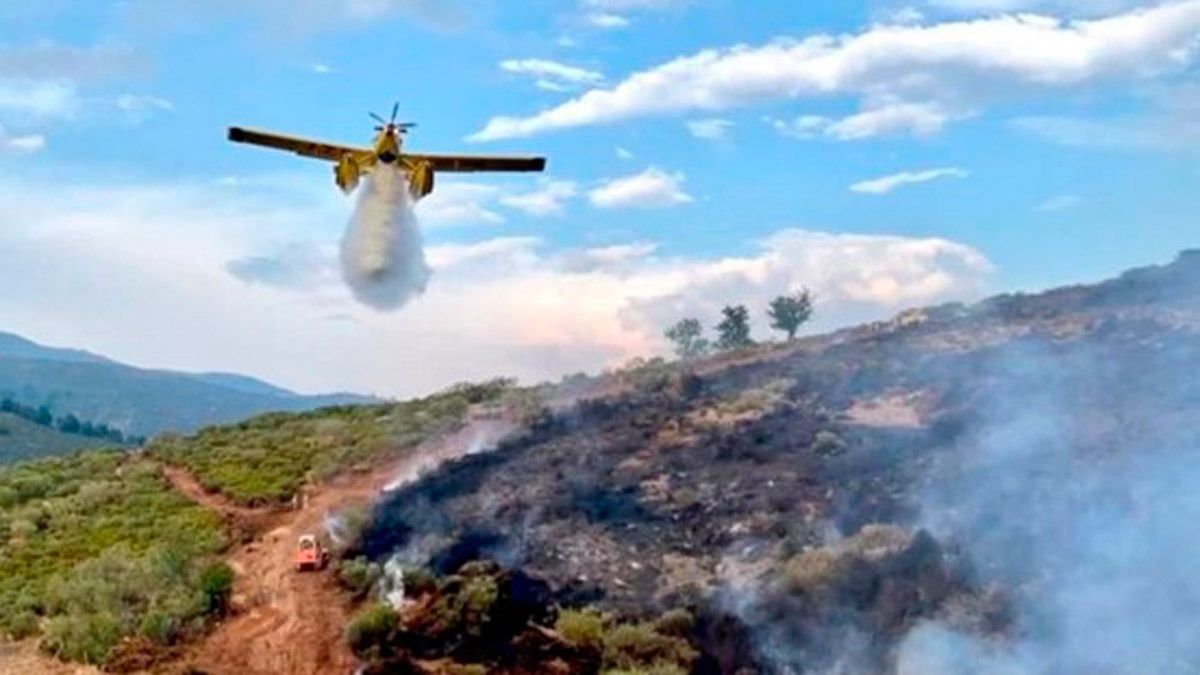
[{"x1": 340, "y1": 163, "x2": 431, "y2": 310}]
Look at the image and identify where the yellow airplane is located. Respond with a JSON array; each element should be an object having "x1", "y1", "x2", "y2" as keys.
[{"x1": 227, "y1": 104, "x2": 545, "y2": 200}]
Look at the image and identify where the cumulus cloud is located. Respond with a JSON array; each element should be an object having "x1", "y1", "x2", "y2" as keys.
[
  {"x1": 770, "y1": 101, "x2": 963, "y2": 141},
  {"x1": 0, "y1": 80, "x2": 78, "y2": 120},
  {"x1": 470, "y1": 2, "x2": 1200, "y2": 141},
  {"x1": 499, "y1": 180, "x2": 578, "y2": 216},
  {"x1": 589, "y1": 168, "x2": 693, "y2": 209},
  {"x1": 0, "y1": 172, "x2": 993, "y2": 398},
  {"x1": 415, "y1": 182, "x2": 505, "y2": 226},
  {"x1": 500, "y1": 59, "x2": 603, "y2": 92},
  {"x1": 850, "y1": 167, "x2": 970, "y2": 195},
  {"x1": 686, "y1": 118, "x2": 734, "y2": 140},
  {"x1": 586, "y1": 13, "x2": 631, "y2": 28}
]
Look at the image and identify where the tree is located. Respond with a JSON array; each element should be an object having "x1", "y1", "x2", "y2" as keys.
[
  {"x1": 768, "y1": 289, "x2": 814, "y2": 340},
  {"x1": 664, "y1": 318, "x2": 710, "y2": 359},
  {"x1": 715, "y1": 305, "x2": 754, "y2": 351},
  {"x1": 58, "y1": 414, "x2": 81, "y2": 434},
  {"x1": 34, "y1": 405, "x2": 53, "y2": 427}
]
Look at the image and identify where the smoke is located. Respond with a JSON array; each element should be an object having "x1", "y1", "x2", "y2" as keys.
[
  {"x1": 340, "y1": 163, "x2": 431, "y2": 310},
  {"x1": 896, "y1": 335, "x2": 1200, "y2": 674}
]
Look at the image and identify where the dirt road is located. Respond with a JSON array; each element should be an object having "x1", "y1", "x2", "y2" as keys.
[{"x1": 177, "y1": 413, "x2": 516, "y2": 675}]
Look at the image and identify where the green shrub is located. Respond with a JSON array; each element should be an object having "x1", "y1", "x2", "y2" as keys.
[
  {"x1": 337, "y1": 557, "x2": 383, "y2": 599},
  {"x1": 146, "y1": 385, "x2": 501, "y2": 505},
  {"x1": 346, "y1": 603, "x2": 399, "y2": 657},
  {"x1": 652, "y1": 609, "x2": 694, "y2": 637},
  {"x1": 602, "y1": 622, "x2": 697, "y2": 672},
  {"x1": 41, "y1": 612, "x2": 123, "y2": 665},
  {"x1": 138, "y1": 611, "x2": 177, "y2": 646},
  {"x1": 403, "y1": 567, "x2": 438, "y2": 597},
  {"x1": 198, "y1": 562, "x2": 235, "y2": 615},
  {"x1": 556, "y1": 608, "x2": 606, "y2": 653},
  {"x1": 0, "y1": 453, "x2": 226, "y2": 660}
]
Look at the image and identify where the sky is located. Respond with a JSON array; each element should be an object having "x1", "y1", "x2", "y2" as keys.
[{"x1": 0, "y1": 0, "x2": 1197, "y2": 397}]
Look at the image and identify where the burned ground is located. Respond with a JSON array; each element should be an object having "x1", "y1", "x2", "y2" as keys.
[{"x1": 354, "y1": 251, "x2": 1200, "y2": 673}]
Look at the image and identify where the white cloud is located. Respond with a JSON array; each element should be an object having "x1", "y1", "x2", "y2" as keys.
[
  {"x1": 615, "y1": 146, "x2": 635, "y2": 160},
  {"x1": 0, "y1": 80, "x2": 78, "y2": 119},
  {"x1": 0, "y1": 172, "x2": 993, "y2": 398},
  {"x1": 850, "y1": 167, "x2": 970, "y2": 195},
  {"x1": 500, "y1": 58, "x2": 603, "y2": 92},
  {"x1": 0, "y1": 125, "x2": 45, "y2": 154},
  {"x1": 1034, "y1": 193, "x2": 1084, "y2": 212},
  {"x1": 499, "y1": 180, "x2": 578, "y2": 216},
  {"x1": 312, "y1": 63, "x2": 335, "y2": 74},
  {"x1": 589, "y1": 168, "x2": 693, "y2": 209},
  {"x1": 415, "y1": 182, "x2": 505, "y2": 226},
  {"x1": 686, "y1": 117, "x2": 734, "y2": 141},
  {"x1": 587, "y1": 12, "x2": 631, "y2": 28},
  {"x1": 769, "y1": 102, "x2": 961, "y2": 141},
  {"x1": 470, "y1": 2, "x2": 1200, "y2": 141},
  {"x1": 116, "y1": 94, "x2": 175, "y2": 122}
]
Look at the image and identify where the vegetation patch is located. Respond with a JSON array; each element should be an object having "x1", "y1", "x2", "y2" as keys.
[
  {"x1": 149, "y1": 380, "x2": 512, "y2": 506},
  {"x1": 0, "y1": 451, "x2": 226, "y2": 664}
]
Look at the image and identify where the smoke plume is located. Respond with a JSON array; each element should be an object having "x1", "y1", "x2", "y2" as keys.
[
  {"x1": 340, "y1": 163, "x2": 431, "y2": 310},
  {"x1": 897, "y1": 336, "x2": 1200, "y2": 674}
]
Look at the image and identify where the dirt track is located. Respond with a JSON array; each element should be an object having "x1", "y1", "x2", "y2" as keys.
[{"x1": 175, "y1": 413, "x2": 517, "y2": 675}]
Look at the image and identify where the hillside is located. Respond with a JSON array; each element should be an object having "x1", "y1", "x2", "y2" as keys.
[
  {"x1": 0, "y1": 331, "x2": 377, "y2": 438},
  {"x1": 0, "y1": 412, "x2": 111, "y2": 465},
  {"x1": 1, "y1": 252, "x2": 1197, "y2": 674},
  {"x1": 345, "y1": 250, "x2": 1200, "y2": 674}
]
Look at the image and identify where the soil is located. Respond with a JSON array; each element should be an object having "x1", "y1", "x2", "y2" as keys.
[
  {"x1": 169, "y1": 411, "x2": 517, "y2": 675},
  {"x1": 0, "y1": 641, "x2": 101, "y2": 675}
]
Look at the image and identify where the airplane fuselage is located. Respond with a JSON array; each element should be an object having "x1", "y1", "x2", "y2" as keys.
[{"x1": 373, "y1": 128, "x2": 402, "y2": 164}]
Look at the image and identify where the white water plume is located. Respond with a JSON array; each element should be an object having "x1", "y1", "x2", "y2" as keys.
[{"x1": 340, "y1": 163, "x2": 431, "y2": 310}]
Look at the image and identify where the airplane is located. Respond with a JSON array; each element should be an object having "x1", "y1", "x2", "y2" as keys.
[{"x1": 227, "y1": 103, "x2": 546, "y2": 200}]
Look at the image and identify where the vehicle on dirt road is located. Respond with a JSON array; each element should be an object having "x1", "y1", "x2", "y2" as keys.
[{"x1": 294, "y1": 534, "x2": 331, "y2": 572}]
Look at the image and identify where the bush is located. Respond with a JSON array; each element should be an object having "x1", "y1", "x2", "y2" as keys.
[
  {"x1": 337, "y1": 557, "x2": 383, "y2": 599},
  {"x1": 809, "y1": 430, "x2": 846, "y2": 457},
  {"x1": 42, "y1": 612, "x2": 123, "y2": 665},
  {"x1": 346, "y1": 603, "x2": 399, "y2": 658},
  {"x1": 555, "y1": 608, "x2": 606, "y2": 653},
  {"x1": 199, "y1": 562, "x2": 235, "y2": 615},
  {"x1": 403, "y1": 567, "x2": 438, "y2": 598},
  {"x1": 602, "y1": 622, "x2": 697, "y2": 673},
  {"x1": 652, "y1": 609, "x2": 694, "y2": 637}
]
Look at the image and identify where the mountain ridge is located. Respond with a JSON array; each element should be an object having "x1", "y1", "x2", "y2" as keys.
[{"x1": 0, "y1": 331, "x2": 379, "y2": 439}]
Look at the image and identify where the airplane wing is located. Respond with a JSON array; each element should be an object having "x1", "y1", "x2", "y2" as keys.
[
  {"x1": 228, "y1": 127, "x2": 367, "y2": 162},
  {"x1": 406, "y1": 153, "x2": 546, "y2": 173}
]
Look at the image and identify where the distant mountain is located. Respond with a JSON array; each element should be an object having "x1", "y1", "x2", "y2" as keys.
[
  {"x1": 0, "y1": 331, "x2": 110, "y2": 366},
  {"x1": 0, "y1": 331, "x2": 379, "y2": 438}
]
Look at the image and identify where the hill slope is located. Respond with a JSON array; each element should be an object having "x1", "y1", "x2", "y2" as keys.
[
  {"x1": 0, "y1": 412, "x2": 111, "y2": 464},
  {"x1": 0, "y1": 331, "x2": 377, "y2": 437},
  {"x1": 348, "y1": 250, "x2": 1200, "y2": 674}
]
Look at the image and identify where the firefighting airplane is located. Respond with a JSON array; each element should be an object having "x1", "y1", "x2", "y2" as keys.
[{"x1": 227, "y1": 104, "x2": 545, "y2": 200}]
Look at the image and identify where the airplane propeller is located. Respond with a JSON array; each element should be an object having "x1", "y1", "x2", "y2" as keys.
[{"x1": 371, "y1": 103, "x2": 417, "y2": 133}]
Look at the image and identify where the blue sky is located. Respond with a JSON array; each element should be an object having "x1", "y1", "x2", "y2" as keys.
[{"x1": 1, "y1": 0, "x2": 1198, "y2": 396}]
